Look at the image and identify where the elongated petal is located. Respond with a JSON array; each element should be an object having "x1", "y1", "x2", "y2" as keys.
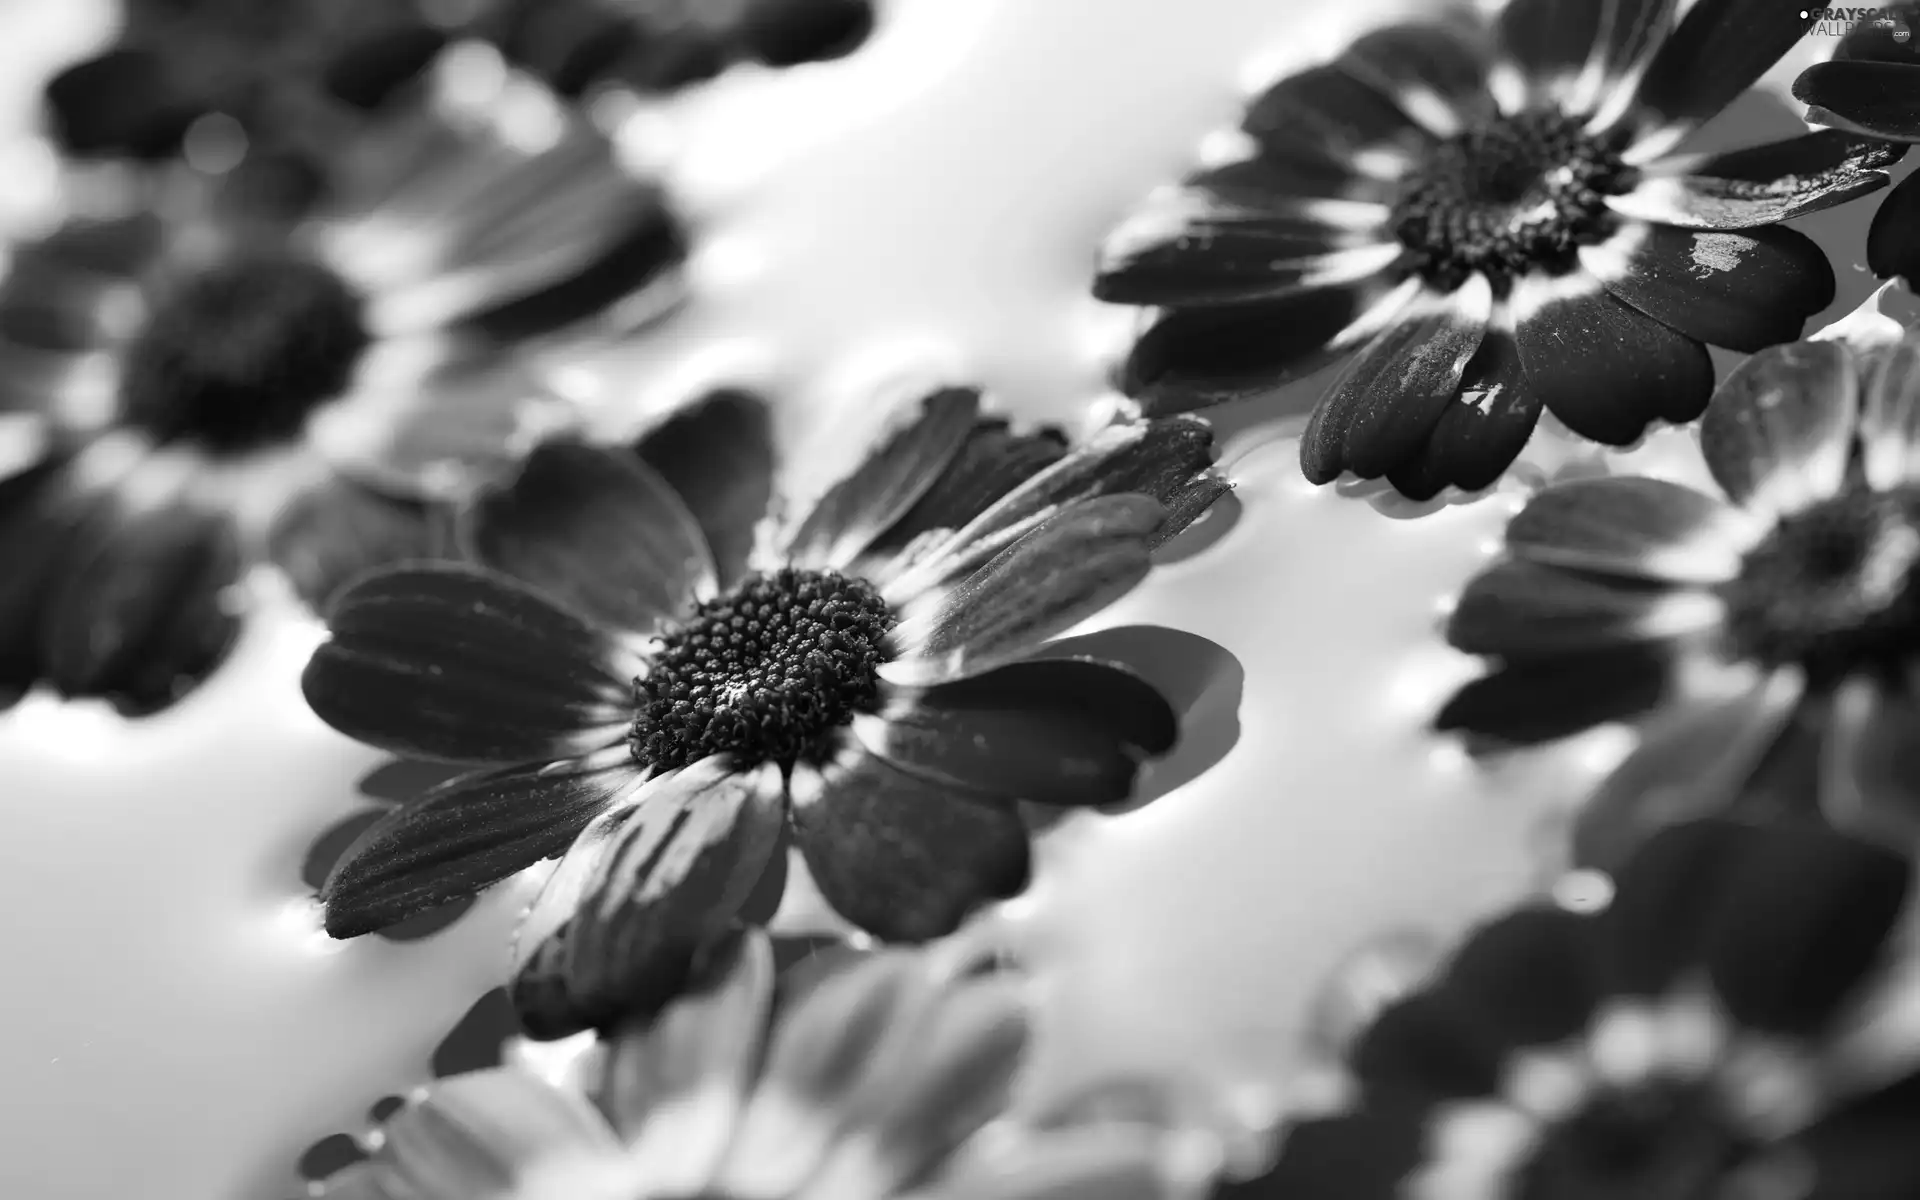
[
  {"x1": 1505, "y1": 476, "x2": 1752, "y2": 584},
  {"x1": 267, "y1": 474, "x2": 449, "y2": 616},
  {"x1": 462, "y1": 440, "x2": 715, "y2": 634},
  {"x1": 1387, "y1": 324, "x2": 1542, "y2": 501},
  {"x1": 1629, "y1": 0, "x2": 1813, "y2": 130},
  {"x1": 1340, "y1": 12, "x2": 1493, "y2": 133},
  {"x1": 853, "y1": 420, "x2": 1069, "y2": 571},
  {"x1": 1860, "y1": 330, "x2": 1920, "y2": 489},
  {"x1": 1611, "y1": 133, "x2": 1903, "y2": 230},
  {"x1": 1796, "y1": 59, "x2": 1920, "y2": 140},
  {"x1": 1446, "y1": 560, "x2": 1721, "y2": 659},
  {"x1": 1699, "y1": 338, "x2": 1858, "y2": 517},
  {"x1": 860, "y1": 658, "x2": 1176, "y2": 808},
  {"x1": 1241, "y1": 63, "x2": 1424, "y2": 162},
  {"x1": 1436, "y1": 643, "x2": 1683, "y2": 747},
  {"x1": 1098, "y1": 216, "x2": 1402, "y2": 307},
  {"x1": 1820, "y1": 678, "x2": 1920, "y2": 850},
  {"x1": 1599, "y1": 224, "x2": 1833, "y2": 354},
  {"x1": 1515, "y1": 276, "x2": 1713, "y2": 445},
  {"x1": 1869, "y1": 168, "x2": 1920, "y2": 283},
  {"x1": 634, "y1": 390, "x2": 776, "y2": 588},
  {"x1": 303, "y1": 565, "x2": 634, "y2": 764},
  {"x1": 791, "y1": 754, "x2": 1031, "y2": 942},
  {"x1": 321, "y1": 756, "x2": 642, "y2": 938}
]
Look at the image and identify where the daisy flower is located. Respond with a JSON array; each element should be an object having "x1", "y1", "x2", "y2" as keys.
[
  {"x1": 0, "y1": 91, "x2": 682, "y2": 715},
  {"x1": 1243, "y1": 819, "x2": 1920, "y2": 1200},
  {"x1": 1795, "y1": 3, "x2": 1920, "y2": 285},
  {"x1": 1096, "y1": 0, "x2": 1899, "y2": 499},
  {"x1": 1437, "y1": 306, "x2": 1920, "y2": 866},
  {"x1": 312, "y1": 928, "x2": 1216, "y2": 1200},
  {"x1": 301, "y1": 388, "x2": 1227, "y2": 1035}
]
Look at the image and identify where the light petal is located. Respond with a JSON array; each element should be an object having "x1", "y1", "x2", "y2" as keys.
[
  {"x1": 1859, "y1": 330, "x2": 1920, "y2": 490},
  {"x1": 1504, "y1": 476, "x2": 1755, "y2": 584}
]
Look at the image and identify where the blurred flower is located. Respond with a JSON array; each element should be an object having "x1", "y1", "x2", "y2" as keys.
[
  {"x1": 312, "y1": 927, "x2": 1214, "y2": 1200},
  {"x1": 1235, "y1": 820, "x2": 1920, "y2": 1200},
  {"x1": 1435, "y1": 305, "x2": 1920, "y2": 867},
  {"x1": 0, "y1": 93, "x2": 682, "y2": 715},
  {"x1": 1097, "y1": 0, "x2": 1897, "y2": 499},
  {"x1": 299, "y1": 387, "x2": 1226, "y2": 1036},
  {"x1": 1795, "y1": 2, "x2": 1920, "y2": 285}
]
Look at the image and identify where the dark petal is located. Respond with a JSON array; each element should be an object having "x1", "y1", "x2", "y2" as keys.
[
  {"x1": 1601, "y1": 818, "x2": 1756, "y2": 996},
  {"x1": 39, "y1": 498, "x2": 244, "y2": 716},
  {"x1": 740, "y1": 0, "x2": 875, "y2": 66},
  {"x1": 510, "y1": 758, "x2": 785, "y2": 1039},
  {"x1": 1122, "y1": 286, "x2": 1386, "y2": 413},
  {"x1": 791, "y1": 752, "x2": 1031, "y2": 943},
  {"x1": 1096, "y1": 212, "x2": 1398, "y2": 308},
  {"x1": 864, "y1": 658, "x2": 1177, "y2": 808},
  {"x1": 1797, "y1": 1075, "x2": 1920, "y2": 1200},
  {"x1": 459, "y1": 196, "x2": 687, "y2": 342},
  {"x1": 1191, "y1": 153, "x2": 1372, "y2": 208},
  {"x1": 891, "y1": 495, "x2": 1162, "y2": 684},
  {"x1": 1603, "y1": 223, "x2": 1834, "y2": 353},
  {"x1": 1834, "y1": 5, "x2": 1920, "y2": 62},
  {"x1": 633, "y1": 390, "x2": 775, "y2": 590},
  {"x1": 1517, "y1": 282, "x2": 1713, "y2": 445},
  {"x1": 1615, "y1": 132, "x2": 1904, "y2": 229},
  {"x1": 1433, "y1": 908, "x2": 1604, "y2": 1050},
  {"x1": 1868, "y1": 168, "x2": 1920, "y2": 282},
  {"x1": 1445, "y1": 559, "x2": 1711, "y2": 659},
  {"x1": 1349, "y1": 992, "x2": 1505, "y2": 1100},
  {"x1": 1630, "y1": 0, "x2": 1814, "y2": 130},
  {"x1": 1435, "y1": 643, "x2": 1681, "y2": 746},
  {"x1": 303, "y1": 565, "x2": 632, "y2": 764},
  {"x1": 1699, "y1": 338, "x2": 1857, "y2": 513},
  {"x1": 461, "y1": 440, "x2": 715, "y2": 636},
  {"x1": 782, "y1": 387, "x2": 980, "y2": 569},
  {"x1": 0, "y1": 462, "x2": 94, "y2": 706},
  {"x1": 1504, "y1": 476, "x2": 1748, "y2": 584},
  {"x1": 1241, "y1": 63, "x2": 1423, "y2": 162},
  {"x1": 1823, "y1": 681, "x2": 1920, "y2": 847},
  {"x1": 1235, "y1": 1109, "x2": 1425, "y2": 1200},
  {"x1": 1496, "y1": 0, "x2": 1601, "y2": 82},
  {"x1": 320, "y1": 758, "x2": 640, "y2": 938},
  {"x1": 856, "y1": 420, "x2": 1069, "y2": 566},
  {"x1": 1572, "y1": 675, "x2": 1802, "y2": 872},
  {"x1": 41, "y1": 48, "x2": 200, "y2": 159},
  {"x1": 266, "y1": 475, "x2": 452, "y2": 616},
  {"x1": 1302, "y1": 284, "x2": 1490, "y2": 485},
  {"x1": 1796, "y1": 60, "x2": 1920, "y2": 141},
  {"x1": 323, "y1": 23, "x2": 449, "y2": 110},
  {"x1": 1387, "y1": 327, "x2": 1543, "y2": 501},
  {"x1": 1340, "y1": 13, "x2": 1492, "y2": 128}
]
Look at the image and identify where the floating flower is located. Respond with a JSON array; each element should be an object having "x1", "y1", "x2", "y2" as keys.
[
  {"x1": 1795, "y1": 3, "x2": 1920, "y2": 285},
  {"x1": 301, "y1": 388, "x2": 1226, "y2": 1034},
  {"x1": 0, "y1": 93, "x2": 682, "y2": 715},
  {"x1": 311, "y1": 927, "x2": 1213, "y2": 1200},
  {"x1": 1096, "y1": 0, "x2": 1897, "y2": 499},
  {"x1": 1244, "y1": 820, "x2": 1920, "y2": 1200},
  {"x1": 1436, "y1": 308, "x2": 1920, "y2": 866}
]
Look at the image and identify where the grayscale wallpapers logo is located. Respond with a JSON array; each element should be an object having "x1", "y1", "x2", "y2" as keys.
[{"x1": 1802, "y1": 7, "x2": 1913, "y2": 38}]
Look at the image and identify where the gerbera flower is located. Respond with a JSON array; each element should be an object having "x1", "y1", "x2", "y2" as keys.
[
  {"x1": 0, "y1": 92, "x2": 682, "y2": 716},
  {"x1": 1435, "y1": 306, "x2": 1920, "y2": 867},
  {"x1": 301, "y1": 388, "x2": 1227, "y2": 1034},
  {"x1": 1096, "y1": 0, "x2": 1897, "y2": 500},
  {"x1": 1795, "y1": 3, "x2": 1920, "y2": 285},
  {"x1": 312, "y1": 927, "x2": 1216, "y2": 1200},
  {"x1": 1240, "y1": 819, "x2": 1920, "y2": 1200}
]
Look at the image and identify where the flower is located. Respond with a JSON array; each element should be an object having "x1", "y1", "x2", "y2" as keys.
[
  {"x1": 1795, "y1": 3, "x2": 1920, "y2": 285},
  {"x1": 300, "y1": 387, "x2": 1227, "y2": 1035},
  {"x1": 1237, "y1": 819, "x2": 1920, "y2": 1200},
  {"x1": 311, "y1": 927, "x2": 1213, "y2": 1200},
  {"x1": 1094, "y1": 0, "x2": 1899, "y2": 500},
  {"x1": 0, "y1": 92, "x2": 682, "y2": 716},
  {"x1": 1435, "y1": 310, "x2": 1920, "y2": 866}
]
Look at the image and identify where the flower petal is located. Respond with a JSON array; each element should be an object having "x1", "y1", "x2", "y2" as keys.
[
  {"x1": 1386, "y1": 324, "x2": 1543, "y2": 502},
  {"x1": 1629, "y1": 0, "x2": 1813, "y2": 132},
  {"x1": 790, "y1": 752, "x2": 1031, "y2": 942},
  {"x1": 1431, "y1": 908, "x2": 1603, "y2": 1050},
  {"x1": 1514, "y1": 275, "x2": 1713, "y2": 445},
  {"x1": 887, "y1": 495, "x2": 1163, "y2": 686},
  {"x1": 1868, "y1": 167, "x2": 1920, "y2": 283},
  {"x1": 859, "y1": 657, "x2": 1176, "y2": 808},
  {"x1": 1221, "y1": 1111, "x2": 1420, "y2": 1200},
  {"x1": 1436, "y1": 643, "x2": 1684, "y2": 747},
  {"x1": 1572, "y1": 670, "x2": 1804, "y2": 871},
  {"x1": 852, "y1": 419, "x2": 1069, "y2": 573},
  {"x1": 1504, "y1": 476, "x2": 1751, "y2": 584},
  {"x1": 303, "y1": 564, "x2": 634, "y2": 764},
  {"x1": 362, "y1": 1068, "x2": 623, "y2": 1200},
  {"x1": 1820, "y1": 677, "x2": 1920, "y2": 850},
  {"x1": 39, "y1": 496, "x2": 244, "y2": 717},
  {"x1": 633, "y1": 389, "x2": 776, "y2": 589},
  {"x1": 1302, "y1": 277, "x2": 1492, "y2": 485},
  {"x1": 462, "y1": 440, "x2": 715, "y2": 635},
  {"x1": 320, "y1": 756, "x2": 643, "y2": 938},
  {"x1": 42, "y1": 48, "x2": 200, "y2": 159},
  {"x1": 1860, "y1": 331, "x2": 1920, "y2": 490},
  {"x1": 1445, "y1": 560, "x2": 1721, "y2": 660},
  {"x1": 1598, "y1": 223, "x2": 1834, "y2": 354},
  {"x1": 783, "y1": 387, "x2": 981, "y2": 570},
  {"x1": 1699, "y1": 338, "x2": 1859, "y2": 517},
  {"x1": 1240, "y1": 63, "x2": 1425, "y2": 163},
  {"x1": 1340, "y1": 13, "x2": 1493, "y2": 134},
  {"x1": 1097, "y1": 213, "x2": 1403, "y2": 307},
  {"x1": 1796, "y1": 60, "x2": 1920, "y2": 141},
  {"x1": 267, "y1": 474, "x2": 451, "y2": 615},
  {"x1": 511, "y1": 757, "x2": 786, "y2": 1039},
  {"x1": 1611, "y1": 132, "x2": 1904, "y2": 230},
  {"x1": 1496, "y1": 0, "x2": 1602, "y2": 82}
]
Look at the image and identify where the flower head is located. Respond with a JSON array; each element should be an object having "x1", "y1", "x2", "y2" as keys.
[
  {"x1": 0, "y1": 87, "x2": 682, "y2": 715},
  {"x1": 1244, "y1": 820, "x2": 1920, "y2": 1200},
  {"x1": 312, "y1": 928, "x2": 1213, "y2": 1200},
  {"x1": 1097, "y1": 0, "x2": 1897, "y2": 499},
  {"x1": 301, "y1": 388, "x2": 1227, "y2": 1036},
  {"x1": 1436, "y1": 303, "x2": 1920, "y2": 865}
]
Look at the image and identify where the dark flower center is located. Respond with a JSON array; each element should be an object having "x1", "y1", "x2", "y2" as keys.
[
  {"x1": 1391, "y1": 108, "x2": 1636, "y2": 294},
  {"x1": 1719, "y1": 485, "x2": 1920, "y2": 685},
  {"x1": 117, "y1": 249, "x2": 371, "y2": 455},
  {"x1": 1514, "y1": 1079, "x2": 1757, "y2": 1200},
  {"x1": 629, "y1": 567, "x2": 896, "y2": 772}
]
